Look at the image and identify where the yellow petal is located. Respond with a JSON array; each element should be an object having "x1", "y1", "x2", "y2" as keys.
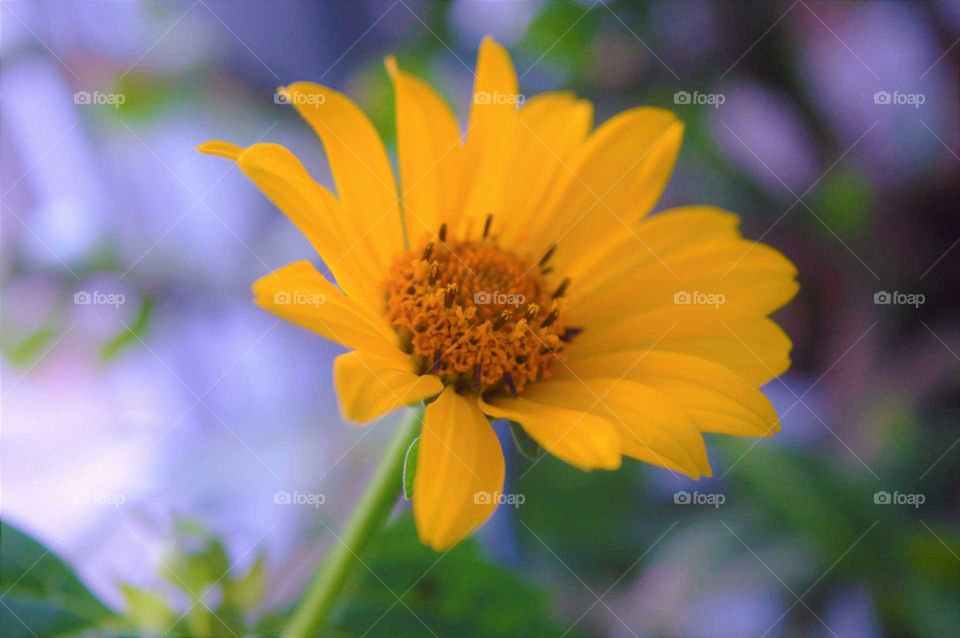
[
  {"x1": 333, "y1": 348, "x2": 442, "y2": 423},
  {"x1": 196, "y1": 140, "x2": 243, "y2": 160},
  {"x1": 567, "y1": 205, "x2": 741, "y2": 289},
  {"x1": 570, "y1": 239, "x2": 799, "y2": 326},
  {"x1": 570, "y1": 307, "x2": 793, "y2": 385},
  {"x1": 252, "y1": 261, "x2": 396, "y2": 352},
  {"x1": 539, "y1": 108, "x2": 683, "y2": 268},
  {"x1": 523, "y1": 380, "x2": 711, "y2": 479},
  {"x1": 499, "y1": 92, "x2": 593, "y2": 249},
  {"x1": 456, "y1": 36, "x2": 519, "y2": 238},
  {"x1": 413, "y1": 388, "x2": 505, "y2": 551},
  {"x1": 561, "y1": 351, "x2": 779, "y2": 436},
  {"x1": 385, "y1": 56, "x2": 463, "y2": 245},
  {"x1": 478, "y1": 394, "x2": 621, "y2": 471},
  {"x1": 283, "y1": 82, "x2": 402, "y2": 271}
]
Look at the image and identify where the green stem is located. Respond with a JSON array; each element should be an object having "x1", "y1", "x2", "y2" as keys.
[{"x1": 282, "y1": 407, "x2": 422, "y2": 638}]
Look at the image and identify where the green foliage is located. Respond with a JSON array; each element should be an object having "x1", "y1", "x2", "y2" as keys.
[
  {"x1": 120, "y1": 584, "x2": 176, "y2": 634},
  {"x1": 516, "y1": 454, "x2": 647, "y2": 576},
  {"x1": 0, "y1": 520, "x2": 115, "y2": 638},
  {"x1": 5, "y1": 325, "x2": 58, "y2": 367},
  {"x1": 331, "y1": 513, "x2": 574, "y2": 638},
  {"x1": 143, "y1": 520, "x2": 267, "y2": 637},
  {"x1": 811, "y1": 167, "x2": 873, "y2": 239},
  {"x1": 101, "y1": 295, "x2": 155, "y2": 360}
]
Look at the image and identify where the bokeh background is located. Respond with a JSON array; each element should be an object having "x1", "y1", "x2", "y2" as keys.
[{"x1": 2, "y1": 1, "x2": 958, "y2": 636}]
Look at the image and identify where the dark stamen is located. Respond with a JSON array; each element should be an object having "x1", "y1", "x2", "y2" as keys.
[
  {"x1": 429, "y1": 261, "x2": 440, "y2": 284},
  {"x1": 552, "y1": 278, "x2": 571, "y2": 299},
  {"x1": 421, "y1": 242, "x2": 434, "y2": 261},
  {"x1": 525, "y1": 304, "x2": 540, "y2": 321},
  {"x1": 503, "y1": 372, "x2": 517, "y2": 396},
  {"x1": 540, "y1": 266, "x2": 554, "y2": 275},
  {"x1": 444, "y1": 283, "x2": 459, "y2": 308},
  {"x1": 538, "y1": 243, "x2": 557, "y2": 267},
  {"x1": 492, "y1": 309, "x2": 511, "y2": 331},
  {"x1": 516, "y1": 354, "x2": 528, "y2": 363},
  {"x1": 560, "y1": 327, "x2": 584, "y2": 342},
  {"x1": 472, "y1": 364, "x2": 482, "y2": 392},
  {"x1": 438, "y1": 223, "x2": 447, "y2": 243},
  {"x1": 432, "y1": 350, "x2": 442, "y2": 373},
  {"x1": 482, "y1": 214, "x2": 493, "y2": 239},
  {"x1": 540, "y1": 307, "x2": 560, "y2": 328}
]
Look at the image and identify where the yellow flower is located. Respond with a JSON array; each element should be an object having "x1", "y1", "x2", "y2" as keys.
[{"x1": 198, "y1": 37, "x2": 798, "y2": 551}]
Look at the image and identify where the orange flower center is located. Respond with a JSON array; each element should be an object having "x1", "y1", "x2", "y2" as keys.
[{"x1": 384, "y1": 222, "x2": 575, "y2": 395}]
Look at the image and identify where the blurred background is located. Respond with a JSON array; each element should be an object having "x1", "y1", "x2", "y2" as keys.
[{"x1": 1, "y1": 1, "x2": 958, "y2": 636}]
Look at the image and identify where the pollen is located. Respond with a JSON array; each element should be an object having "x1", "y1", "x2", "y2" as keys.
[{"x1": 384, "y1": 224, "x2": 574, "y2": 395}]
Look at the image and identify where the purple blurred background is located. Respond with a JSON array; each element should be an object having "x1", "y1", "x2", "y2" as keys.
[{"x1": 2, "y1": 1, "x2": 958, "y2": 636}]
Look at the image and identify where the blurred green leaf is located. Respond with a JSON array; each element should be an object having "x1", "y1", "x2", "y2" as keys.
[
  {"x1": 6, "y1": 326, "x2": 58, "y2": 367},
  {"x1": 811, "y1": 167, "x2": 873, "y2": 239},
  {"x1": 332, "y1": 513, "x2": 572, "y2": 638},
  {"x1": 222, "y1": 555, "x2": 266, "y2": 612},
  {"x1": 101, "y1": 295, "x2": 155, "y2": 360},
  {"x1": 0, "y1": 519, "x2": 115, "y2": 638},
  {"x1": 120, "y1": 584, "x2": 176, "y2": 633},
  {"x1": 516, "y1": 455, "x2": 646, "y2": 576}
]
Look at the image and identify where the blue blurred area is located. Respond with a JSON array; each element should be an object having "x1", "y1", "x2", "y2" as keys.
[{"x1": 2, "y1": 1, "x2": 957, "y2": 636}]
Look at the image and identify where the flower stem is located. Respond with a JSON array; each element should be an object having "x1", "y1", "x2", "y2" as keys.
[{"x1": 281, "y1": 407, "x2": 422, "y2": 638}]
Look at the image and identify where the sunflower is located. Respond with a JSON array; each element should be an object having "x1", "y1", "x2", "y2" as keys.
[{"x1": 198, "y1": 37, "x2": 797, "y2": 551}]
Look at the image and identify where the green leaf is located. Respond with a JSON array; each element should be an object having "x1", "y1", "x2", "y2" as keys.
[
  {"x1": 6, "y1": 326, "x2": 58, "y2": 367},
  {"x1": 222, "y1": 555, "x2": 266, "y2": 611},
  {"x1": 402, "y1": 437, "x2": 420, "y2": 500},
  {"x1": 0, "y1": 519, "x2": 114, "y2": 638},
  {"x1": 509, "y1": 422, "x2": 543, "y2": 461},
  {"x1": 101, "y1": 295, "x2": 155, "y2": 360},
  {"x1": 332, "y1": 513, "x2": 574, "y2": 638},
  {"x1": 120, "y1": 584, "x2": 176, "y2": 633}
]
